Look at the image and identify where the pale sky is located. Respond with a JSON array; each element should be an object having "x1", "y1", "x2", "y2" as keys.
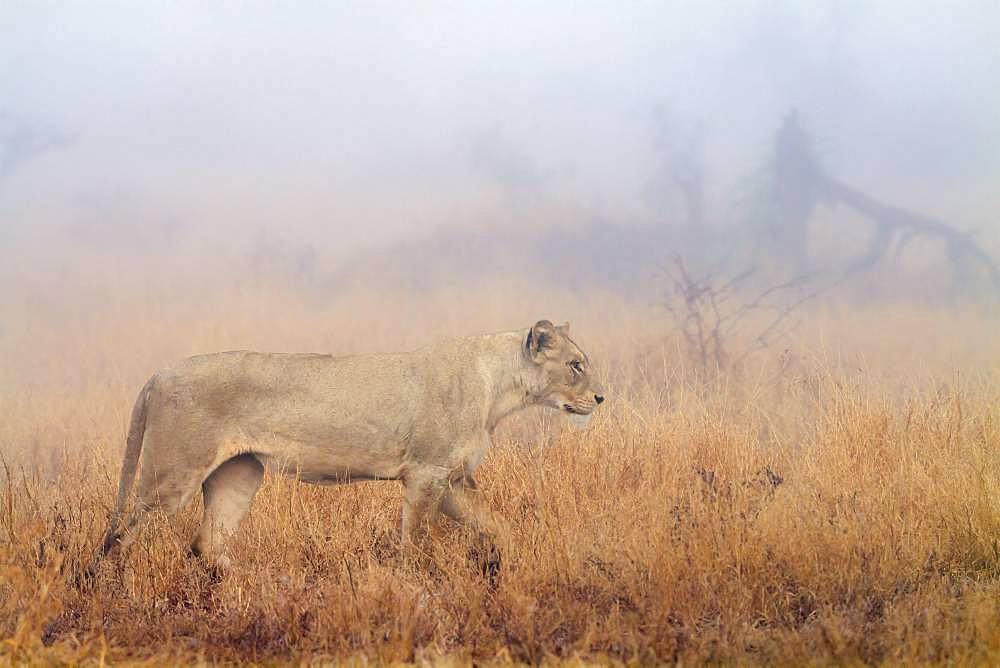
[{"x1": 2, "y1": 2, "x2": 998, "y2": 247}]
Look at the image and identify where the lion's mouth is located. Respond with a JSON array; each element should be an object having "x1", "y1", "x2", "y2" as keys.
[{"x1": 562, "y1": 404, "x2": 592, "y2": 416}]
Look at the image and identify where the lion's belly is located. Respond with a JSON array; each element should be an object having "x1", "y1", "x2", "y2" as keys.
[
  {"x1": 261, "y1": 456, "x2": 403, "y2": 483},
  {"x1": 235, "y1": 417, "x2": 410, "y2": 483}
]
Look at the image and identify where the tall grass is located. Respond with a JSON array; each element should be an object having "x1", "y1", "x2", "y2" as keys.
[{"x1": 1, "y1": 251, "x2": 998, "y2": 664}]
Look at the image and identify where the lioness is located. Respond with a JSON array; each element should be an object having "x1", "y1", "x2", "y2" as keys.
[{"x1": 90, "y1": 320, "x2": 604, "y2": 574}]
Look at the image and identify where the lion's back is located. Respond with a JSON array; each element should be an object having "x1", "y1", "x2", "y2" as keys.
[{"x1": 147, "y1": 350, "x2": 427, "y2": 425}]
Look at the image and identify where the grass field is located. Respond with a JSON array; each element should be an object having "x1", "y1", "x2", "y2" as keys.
[{"x1": 1, "y1": 253, "x2": 999, "y2": 664}]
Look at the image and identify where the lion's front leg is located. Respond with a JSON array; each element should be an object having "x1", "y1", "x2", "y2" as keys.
[
  {"x1": 441, "y1": 475, "x2": 510, "y2": 583},
  {"x1": 400, "y1": 469, "x2": 448, "y2": 561}
]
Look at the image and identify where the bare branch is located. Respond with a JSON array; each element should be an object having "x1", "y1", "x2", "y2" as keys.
[{"x1": 663, "y1": 256, "x2": 840, "y2": 380}]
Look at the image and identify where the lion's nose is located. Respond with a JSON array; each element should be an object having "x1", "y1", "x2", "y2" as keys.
[{"x1": 594, "y1": 394, "x2": 604, "y2": 404}]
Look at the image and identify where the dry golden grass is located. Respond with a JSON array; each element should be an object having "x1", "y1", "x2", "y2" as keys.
[{"x1": 1, "y1": 251, "x2": 999, "y2": 665}]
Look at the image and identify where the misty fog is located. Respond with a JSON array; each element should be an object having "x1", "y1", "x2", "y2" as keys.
[
  {"x1": 6, "y1": 8, "x2": 1000, "y2": 663},
  {"x1": 2, "y1": 2, "x2": 999, "y2": 296}
]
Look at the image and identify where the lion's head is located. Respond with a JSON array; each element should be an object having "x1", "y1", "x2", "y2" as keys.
[{"x1": 523, "y1": 320, "x2": 604, "y2": 421}]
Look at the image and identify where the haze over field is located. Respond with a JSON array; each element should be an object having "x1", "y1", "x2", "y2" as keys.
[
  {"x1": 2, "y1": 2, "x2": 999, "y2": 259},
  {"x1": 1, "y1": 4, "x2": 999, "y2": 665}
]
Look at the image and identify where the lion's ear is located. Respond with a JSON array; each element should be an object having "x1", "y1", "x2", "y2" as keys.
[
  {"x1": 558, "y1": 321, "x2": 570, "y2": 335},
  {"x1": 526, "y1": 320, "x2": 558, "y2": 362}
]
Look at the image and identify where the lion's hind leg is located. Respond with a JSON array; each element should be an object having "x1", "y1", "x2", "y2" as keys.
[
  {"x1": 81, "y1": 505, "x2": 152, "y2": 585},
  {"x1": 85, "y1": 463, "x2": 203, "y2": 582},
  {"x1": 191, "y1": 453, "x2": 265, "y2": 571}
]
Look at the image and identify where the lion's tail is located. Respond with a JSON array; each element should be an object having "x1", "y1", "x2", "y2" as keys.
[
  {"x1": 100, "y1": 376, "x2": 155, "y2": 551},
  {"x1": 81, "y1": 377, "x2": 155, "y2": 584}
]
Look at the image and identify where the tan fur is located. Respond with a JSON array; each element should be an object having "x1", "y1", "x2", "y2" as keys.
[{"x1": 90, "y1": 320, "x2": 603, "y2": 573}]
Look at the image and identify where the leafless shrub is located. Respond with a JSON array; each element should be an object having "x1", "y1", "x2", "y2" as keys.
[{"x1": 662, "y1": 256, "x2": 827, "y2": 379}]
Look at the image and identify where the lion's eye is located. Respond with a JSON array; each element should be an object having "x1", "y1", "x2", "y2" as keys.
[{"x1": 569, "y1": 360, "x2": 583, "y2": 375}]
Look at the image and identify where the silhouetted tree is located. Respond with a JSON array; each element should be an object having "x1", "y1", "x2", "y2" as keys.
[{"x1": 758, "y1": 109, "x2": 999, "y2": 291}]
